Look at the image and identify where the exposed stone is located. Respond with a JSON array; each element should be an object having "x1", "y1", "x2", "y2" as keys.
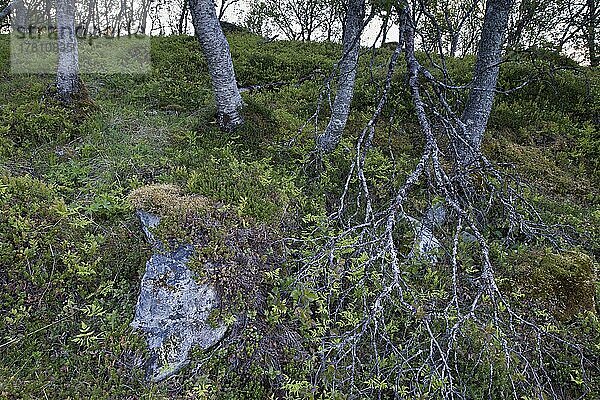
[
  {"x1": 408, "y1": 218, "x2": 441, "y2": 263},
  {"x1": 131, "y1": 210, "x2": 227, "y2": 382},
  {"x1": 407, "y1": 203, "x2": 447, "y2": 262},
  {"x1": 136, "y1": 209, "x2": 161, "y2": 246}
]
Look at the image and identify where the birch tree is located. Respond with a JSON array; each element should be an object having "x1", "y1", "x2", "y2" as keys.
[
  {"x1": 56, "y1": 0, "x2": 81, "y2": 102},
  {"x1": 188, "y1": 0, "x2": 244, "y2": 129},
  {"x1": 394, "y1": 0, "x2": 513, "y2": 259},
  {"x1": 459, "y1": 0, "x2": 513, "y2": 163},
  {"x1": 246, "y1": 0, "x2": 343, "y2": 42},
  {"x1": 417, "y1": 0, "x2": 484, "y2": 57},
  {"x1": 316, "y1": 0, "x2": 365, "y2": 153},
  {"x1": 13, "y1": 0, "x2": 26, "y2": 33}
]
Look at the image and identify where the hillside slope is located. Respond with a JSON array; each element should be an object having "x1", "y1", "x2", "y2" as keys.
[{"x1": 0, "y1": 33, "x2": 599, "y2": 398}]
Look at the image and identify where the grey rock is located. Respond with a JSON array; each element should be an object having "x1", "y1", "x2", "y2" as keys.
[
  {"x1": 425, "y1": 203, "x2": 447, "y2": 227},
  {"x1": 460, "y1": 231, "x2": 478, "y2": 244},
  {"x1": 408, "y1": 203, "x2": 448, "y2": 263},
  {"x1": 407, "y1": 216, "x2": 442, "y2": 263},
  {"x1": 405, "y1": 215, "x2": 442, "y2": 264},
  {"x1": 131, "y1": 210, "x2": 227, "y2": 382},
  {"x1": 137, "y1": 210, "x2": 161, "y2": 246}
]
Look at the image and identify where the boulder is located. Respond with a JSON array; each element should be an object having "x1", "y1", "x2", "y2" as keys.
[{"x1": 131, "y1": 210, "x2": 226, "y2": 382}]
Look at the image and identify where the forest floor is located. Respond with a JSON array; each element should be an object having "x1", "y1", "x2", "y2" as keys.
[{"x1": 0, "y1": 32, "x2": 599, "y2": 398}]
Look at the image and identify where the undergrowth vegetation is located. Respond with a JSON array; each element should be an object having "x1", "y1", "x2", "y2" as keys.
[{"x1": 0, "y1": 31, "x2": 598, "y2": 398}]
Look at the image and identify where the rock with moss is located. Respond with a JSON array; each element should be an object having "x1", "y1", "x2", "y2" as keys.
[
  {"x1": 127, "y1": 185, "x2": 296, "y2": 387},
  {"x1": 131, "y1": 209, "x2": 227, "y2": 382},
  {"x1": 515, "y1": 249, "x2": 597, "y2": 321}
]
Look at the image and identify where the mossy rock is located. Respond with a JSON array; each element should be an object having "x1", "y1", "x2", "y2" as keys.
[
  {"x1": 127, "y1": 184, "x2": 302, "y2": 394},
  {"x1": 515, "y1": 249, "x2": 597, "y2": 320},
  {"x1": 128, "y1": 184, "x2": 277, "y2": 314},
  {"x1": 128, "y1": 183, "x2": 211, "y2": 217}
]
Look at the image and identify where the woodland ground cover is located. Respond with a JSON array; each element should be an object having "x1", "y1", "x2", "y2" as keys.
[{"x1": 0, "y1": 32, "x2": 598, "y2": 398}]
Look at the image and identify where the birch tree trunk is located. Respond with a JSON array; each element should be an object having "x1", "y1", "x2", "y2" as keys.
[
  {"x1": 459, "y1": 0, "x2": 513, "y2": 164},
  {"x1": 177, "y1": 0, "x2": 188, "y2": 35},
  {"x1": 139, "y1": 0, "x2": 150, "y2": 34},
  {"x1": 316, "y1": 0, "x2": 365, "y2": 153},
  {"x1": 13, "y1": 0, "x2": 26, "y2": 33},
  {"x1": 56, "y1": 0, "x2": 80, "y2": 102},
  {"x1": 401, "y1": 0, "x2": 513, "y2": 261},
  {"x1": 188, "y1": 0, "x2": 243, "y2": 130}
]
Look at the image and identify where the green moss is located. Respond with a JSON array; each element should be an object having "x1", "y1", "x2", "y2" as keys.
[{"x1": 514, "y1": 249, "x2": 597, "y2": 320}]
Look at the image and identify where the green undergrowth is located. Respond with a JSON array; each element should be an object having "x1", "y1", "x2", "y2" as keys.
[
  {"x1": 0, "y1": 175, "x2": 148, "y2": 398},
  {"x1": 0, "y1": 31, "x2": 598, "y2": 398}
]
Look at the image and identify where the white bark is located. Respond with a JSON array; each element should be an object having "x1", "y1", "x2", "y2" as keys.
[
  {"x1": 316, "y1": 0, "x2": 365, "y2": 153},
  {"x1": 56, "y1": 0, "x2": 80, "y2": 101},
  {"x1": 587, "y1": 0, "x2": 598, "y2": 66},
  {"x1": 459, "y1": 0, "x2": 513, "y2": 163},
  {"x1": 13, "y1": 0, "x2": 26, "y2": 33},
  {"x1": 189, "y1": 0, "x2": 243, "y2": 130}
]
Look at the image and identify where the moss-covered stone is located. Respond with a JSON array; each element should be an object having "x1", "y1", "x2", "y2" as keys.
[
  {"x1": 515, "y1": 249, "x2": 597, "y2": 320},
  {"x1": 128, "y1": 184, "x2": 278, "y2": 315}
]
